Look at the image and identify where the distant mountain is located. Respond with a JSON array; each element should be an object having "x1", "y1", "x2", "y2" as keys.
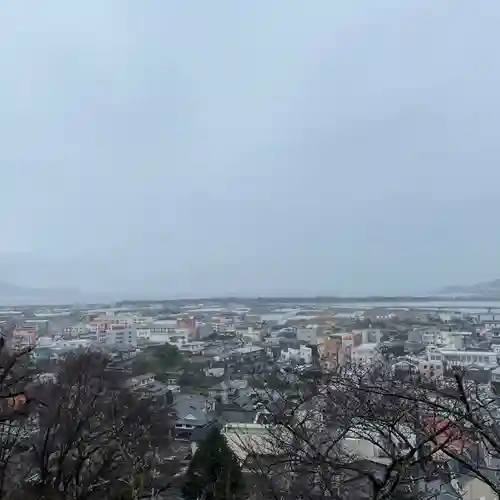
[
  {"x1": 439, "y1": 279, "x2": 500, "y2": 296},
  {"x1": 0, "y1": 280, "x2": 85, "y2": 306},
  {"x1": 0, "y1": 253, "x2": 117, "y2": 305}
]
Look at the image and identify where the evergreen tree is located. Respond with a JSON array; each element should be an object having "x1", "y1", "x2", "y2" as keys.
[{"x1": 183, "y1": 427, "x2": 244, "y2": 500}]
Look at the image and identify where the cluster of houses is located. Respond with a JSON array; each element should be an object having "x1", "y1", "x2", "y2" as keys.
[{"x1": 6, "y1": 303, "x2": 500, "y2": 499}]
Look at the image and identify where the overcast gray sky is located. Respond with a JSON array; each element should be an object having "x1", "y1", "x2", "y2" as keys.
[{"x1": 0, "y1": 1, "x2": 499, "y2": 298}]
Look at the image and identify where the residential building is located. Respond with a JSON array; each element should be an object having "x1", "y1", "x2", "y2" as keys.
[
  {"x1": 419, "y1": 353, "x2": 444, "y2": 379},
  {"x1": 13, "y1": 324, "x2": 37, "y2": 347},
  {"x1": 341, "y1": 424, "x2": 415, "y2": 466},
  {"x1": 203, "y1": 364, "x2": 226, "y2": 378},
  {"x1": 147, "y1": 321, "x2": 176, "y2": 342},
  {"x1": 147, "y1": 325, "x2": 192, "y2": 344},
  {"x1": 105, "y1": 327, "x2": 137, "y2": 349},
  {"x1": 222, "y1": 422, "x2": 289, "y2": 462},
  {"x1": 125, "y1": 373, "x2": 170, "y2": 405},
  {"x1": 392, "y1": 357, "x2": 420, "y2": 377},
  {"x1": 210, "y1": 315, "x2": 236, "y2": 334},
  {"x1": 133, "y1": 316, "x2": 154, "y2": 326},
  {"x1": 391, "y1": 352, "x2": 444, "y2": 380},
  {"x1": 178, "y1": 341, "x2": 205, "y2": 354},
  {"x1": 231, "y1": 345, "x2": 263, "y2": 361},
  {"x1": 280, "y1": 345, "x2": 312, "y2": 364},
  {"x1": 491, "y1": 367, "x2": 500, "y2": 393},
  {"x1": 63, "y1": 323, "x2": 87, "y2": 336},
  {"x1": 80, "y1": 331, "x2": 106, "y2": 343},
  {"x1": 485, "y1": 320, "x2": 500, "y2": 330},
  {"x1": 177, "y1": 317, "x2": 196, "y2": 331},
  {"x1": 318, "y1": 337, "x2": 342, "y2": 369},
  {"x1": 136, "y1": 327, "x2": 151, "y2": 340},
  {"x1": 478, "y1": 312, "x2": 500, "y2": 324},
  {"x1": 318, "y1": 332, "x2": 363, "y2": 368},
  {"x1": 418, "y1": 329, "x2": 472, "y2": 348},
  {"x1": 458, "y1": 477, "x2": 498, "y2": 500},
  {"x1": 88, "y1": 313, "x2": 135, "y2": 333},
  {"x1": 235, "y1": 325, "x2": 262, "y2": 343},
  {"x1": 416, "y1": 327, "x2": 441, "y2": 346},
  {"x1": 209, "y1": 379, "x2": 248, "y2": 403},
  {"x1": 264, "y1": 337, "x2": 281, "y2": 346},
  {"x1": 126, "y1": 372, "x2": 155, "y2": 391},
  {"x1": 351, "y1": 343, "x2": 379, "y2": 365},
  {"x1": 173, "y1": 394, "x2": 214, "y2": 439},
  {"x1": 422, "y1": 416, "x2": 479, "y2": 464},
  {"x1": 438, "y1": 348, "x2": 497, "y2": 370},
  {"x1": 352, "y1": 329, "x2": 382, "y2": 345},
  {"x1": 150, "y1": 320, "x2": 177, "y2": 331},
  {"x1": 442, "y1": 330, "x2": 472, "y2": 349},
  {"x1": 296, "y1": 326, "x2": 318, "y2": 345}
]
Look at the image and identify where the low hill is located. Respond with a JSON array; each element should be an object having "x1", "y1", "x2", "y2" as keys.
[
  {"x1": 0, "y1": 280, "x2": 83, "y2": 305},
  {"x1": 440, "y1": 279, "x2": 500, "y2": 296}
]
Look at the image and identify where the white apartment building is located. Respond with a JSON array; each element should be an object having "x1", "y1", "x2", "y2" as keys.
[
  {"x1": 148, "y1": 320, "x2": 177, "y2": 339},
  {"x1": 147, "y1": 322, "x2": 188, "y2": 343},
  {"x1": 351, "y1": 343, "x2": 379, "y2": 365},
  {"x1": 148, "y1": 332, "x2": 173, "y2": 343},
  {"x1": 221, "y1": 423, "x2": 290, "y2": 461},
  {"x1": 125, "y1": 373, "x2": 155, "y2": 391},
  {"x1": 204, "y1": 366, "x2": 225, "y2": 377},
  {"x1": 419, "y1": 350, "x2": 444, "y2": 379},
  {"x1": 437, "y1": 348, "x2": 497, "y2": 369},
  {"x1": 64, "y1": 323, "x2": 87, "y2": 336},
  {"x1": 477, "y1": 312, "x2": 500, "y2": 325},
  {"x1": 296, "y1": 326, "x2": 318, "y2": 345},
  {"x1": 341, "y1": 424, "x2": 415, "y2": 466},
  {"x1": 178, "y1": 341, "x2": 205, "y2": 354},
  {"x1": 422, "y1": 330, "x2": 472, "y2": 348},
  {"x1": 168, "y1": 328, "x2": 192, "y2": 343},
  {"x1": 38, "y1": 338, "x2": 93, "y2": 350},
  {"x1": 133, "y1": 316, "x2": 154, "y2": 326},
  {"x1": 235, "y1": 326, "x2": 262, "y2": 343},
  {"x1": 444, "y1": 331, "x2": 472, "y2": 349},
  {"x1": 280, "y1": 345, "x2": 312, "y2": 364},
  {"x1": 392, "y1": 355, "x2": 443, "y2": 379},
  {"x1": 491, "y1": 367, "x2": 500, "y2": 384},
  {"x1": 152, "y1": 319, "x2": 177, "y2": 328},
  {"x1": 136, "y1": 327, "x2": 151, "y2": 340},
  {"x1": 420, "y1": 328, "x2": 444, "y2": 346},
  {"x1": 105, "y1": 328, "x2": 138, "y2": 348}
]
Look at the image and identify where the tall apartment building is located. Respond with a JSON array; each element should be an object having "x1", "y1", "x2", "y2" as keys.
[
  {"x1": 105, "y1": 327, "x2": 137, "y2": 349},
  {"x1": 296, "y1": 326, "x2": 318, "y2": 345}
]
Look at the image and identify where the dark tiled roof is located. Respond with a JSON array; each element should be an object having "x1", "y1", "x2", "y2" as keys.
[{"x1": 220, "y1": 409, "x2": 256, "y2": 424}]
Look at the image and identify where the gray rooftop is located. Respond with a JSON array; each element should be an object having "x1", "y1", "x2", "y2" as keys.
[{"x1": 173, "y1": 394, "x2": 214, "y2": 426}]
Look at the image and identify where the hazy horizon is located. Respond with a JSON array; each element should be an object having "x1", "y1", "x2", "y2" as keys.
[{"x1": 2, "y1": 1, "x2": 500, "y2": 298}]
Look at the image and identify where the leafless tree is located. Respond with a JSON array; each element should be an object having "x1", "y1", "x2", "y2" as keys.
[
  {"x1": 0, "y1": 322, "x2": 39, "y2": 499},
  {"x1": 232, "y1": 364, "x2": 500, "y2": 500},
  {"x1": 0, "y1": 350, "x2": 180, "y2": 500}
]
